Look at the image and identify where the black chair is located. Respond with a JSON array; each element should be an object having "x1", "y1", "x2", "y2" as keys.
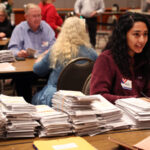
[
  {"x1": 82, "y1": 74, "x2": 91, "y2": 95},
  {"x1": 57, "y1": 57, "x2": 94, "y2": 91}
]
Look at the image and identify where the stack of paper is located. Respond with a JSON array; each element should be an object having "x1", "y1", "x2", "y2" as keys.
[
  {"x1": 115, "y1": 98, "x2": 150, "y2": 129},
  {"x1": 91, "y1": 95, "x2": 130, "y2": 130},
  {"x1": 0, "y1": 110, "x2": 7, "y2": 138},
  {"x1": 0, "y1": 63, "x2": 15, "y2": 72},
  {"x1": 0, "y1": 50, "x2": 15, "y2": 62},
  {"x1": 35, "y1": 105, "x2": 72, "y2": 137},
  {"x1": 0, "y1": 94, "x2": 39, "y2": 138},
  {"x1": 52, "y1": 90, "x2": 101, "y2": 136}
]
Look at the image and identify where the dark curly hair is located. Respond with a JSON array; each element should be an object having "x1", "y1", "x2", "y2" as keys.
[{"x1": 103, "y1": 12, "x2": 150, "y2": 78}]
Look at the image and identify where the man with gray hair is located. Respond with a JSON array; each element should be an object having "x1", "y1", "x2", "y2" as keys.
[
  {"x1": 8, "y1": 3, "x2": 55, "y2": 57},
  {"x1": 8, "y1": 3, "x2": 55, "y2": 103}
]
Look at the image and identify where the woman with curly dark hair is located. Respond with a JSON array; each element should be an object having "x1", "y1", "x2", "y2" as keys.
[{"x1": 90, "y1": 12, "x2": 150, "y2": 103}]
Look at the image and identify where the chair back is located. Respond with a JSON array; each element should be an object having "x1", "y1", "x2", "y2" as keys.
[
  {"x1": 82, "y1": 74, "x2": 91, "y2": 95},
  {"x1": 57, "y1": 57, "x2": 94, "y2": 91}
]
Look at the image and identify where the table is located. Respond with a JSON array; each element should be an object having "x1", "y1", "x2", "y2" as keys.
[
  {"x1": 0, "y1": 58, "x2": 36, "y2": 93},
  {"x1": 0, "y1": 129, "x2": 150, "y2": 150},
  {"x1": 0, "y1": 58, "x2": 36, "y2": 79},
  {"x1": 0, "y1": 38, "x2": 9, "y2": 46}
]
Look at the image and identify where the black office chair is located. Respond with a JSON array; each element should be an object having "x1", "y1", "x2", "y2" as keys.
[
  {"x1": 57, "y1": 57, "x2": 94, "y2": 91},
  {"x1": 82, "y1": 74, "x2": 91, "y2": 95}
]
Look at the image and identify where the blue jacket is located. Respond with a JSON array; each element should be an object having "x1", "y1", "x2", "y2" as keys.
[{"x1": 32, "y1": 45, "x2": 98, "y2": 106}]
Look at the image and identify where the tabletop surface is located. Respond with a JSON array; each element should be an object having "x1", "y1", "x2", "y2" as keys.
[
  {"x1": 0, "y1": 58, "x2": 36, "y2": 79},
  {"x1": 0, "y1": 58, "x2": 36, "y2": 74},
  {"x1": 0, "y1": 129, "x2": 150, "y2": 150},
  {"x1": 0, "y1": 38, "x2": 10, "y2": 46}
]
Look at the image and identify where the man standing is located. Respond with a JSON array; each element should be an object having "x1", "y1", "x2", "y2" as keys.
[
  {"x1": 74, "y1": 0, "x2": 105, "y2": 48},
  {"x1": 8, "y1": 3, "x2": 55, "y2": 57},
  {"x1": 8, "y1": 3, "x2": 55, "y2": 103}
]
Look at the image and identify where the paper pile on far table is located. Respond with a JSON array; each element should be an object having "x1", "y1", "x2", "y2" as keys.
[
  {"x1": 0, "y1": 109, "x2": 7, "y2": 138},
  {"x1": 0, "y1": 50, "x2": 15, "y2": 62}
]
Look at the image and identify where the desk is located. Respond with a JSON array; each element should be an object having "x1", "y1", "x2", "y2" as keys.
[
  {"x1": 0, "y1": 58, "x2": 36, "y2": 79},
  {"x1": 0, "y1": 58, "x2": 36, "y2": 93},
  {"x1": 0, "y1": 38, "x2": 9, "y2": 46},
  {"x1": 0, "y1": 38, "x2": 10, "y2": 50},
  {"x1": 0, "y1": 129, "x2": 150, "y2": 150}
]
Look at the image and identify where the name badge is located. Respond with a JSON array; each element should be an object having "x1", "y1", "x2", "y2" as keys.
[
  {"x1": 41, "y1": 41, "x2": 49, "y2": 47},
  {"x1": 121, "y1": 78, "x2": 132, "y2": 90}
]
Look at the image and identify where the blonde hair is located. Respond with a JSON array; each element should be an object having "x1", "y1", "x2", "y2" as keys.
[
  {"x1": 24, "y1": 3, "x2": 41, "y2": 14},
  {"x1": 50, "y1": 16, "x2": 91, "y2": 68}
]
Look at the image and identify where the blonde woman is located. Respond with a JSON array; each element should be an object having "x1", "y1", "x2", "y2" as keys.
[
  {"x1": 39, "y1": 0, "x2": 63, "y2": 37},
  {"x1": 32, "y1": 16, "x2": 98, "y2": 106}
]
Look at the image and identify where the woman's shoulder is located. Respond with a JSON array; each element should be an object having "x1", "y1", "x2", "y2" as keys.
[
  {"x1": 79, "y1": 45, "x2": 94, "y2": 52},
  {"x1": 78, "y1": 45, "x2": 98, "y2": 60},
  {"x1": 99, "y1": 50, "x2": 113, "y2": 58},
  {"x1": 96, "y1": 50, "x2": 114, "y2": 64}
]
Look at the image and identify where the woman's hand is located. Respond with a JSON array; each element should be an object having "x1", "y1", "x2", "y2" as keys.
[{"x1": 35, "y1": 50, "x2": 49, "y2": 63}]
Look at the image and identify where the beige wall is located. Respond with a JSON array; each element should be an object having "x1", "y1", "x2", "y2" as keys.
[{"x1": 13, "y1": 0, "x2": 141, "y2": 9}]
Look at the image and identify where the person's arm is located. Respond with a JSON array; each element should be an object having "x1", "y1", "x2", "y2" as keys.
[
  {"x1": 33, "y1": 51, "x2": 51, "y2": 77},
  {"x1": 17, "y1": 50, "x2": 28, "y2": 57},
  {"x1": 8, "y1": 25, "x2": 25, "y2": 56},
  {"x1": 46, "y1": 5, "x2": 63, "y2": 32},
  {"x1": 90, "y1": 53, "x2": 136, "y2": 103},
  {"x1": 74, "y1": 0, "x2": 82, "y2": 16},
  {"x1": 95, "y1": 0, "x2": 105, "y2": 14},
  {"x1": 35, "y1": 50, "x2": 49, "y2": 63}
]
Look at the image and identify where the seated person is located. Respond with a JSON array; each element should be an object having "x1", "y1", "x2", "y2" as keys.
[
  {"x1": 0, "y1": 3, "x2": 12, "y2": 38},
  {"x1": 90, "y1": 12, "x2": 150, "y2": 103},
  {"x1": 31, "y1": 16, "x2": 98, "y2": 106},
  {"x1": 8, "y1": 3, "x2": 55, "y2": 58},
  {"x1": 8, "y1": 3, "x2": 55, "y2": 103}
]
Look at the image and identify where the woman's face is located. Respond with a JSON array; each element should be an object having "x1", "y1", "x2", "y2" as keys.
[
  {"x1": 127, "y1": 21, "x2": 148, "y2": 57},
  {"x1": 0, "y1": 11, "x2": 6, "y2": 23}
]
